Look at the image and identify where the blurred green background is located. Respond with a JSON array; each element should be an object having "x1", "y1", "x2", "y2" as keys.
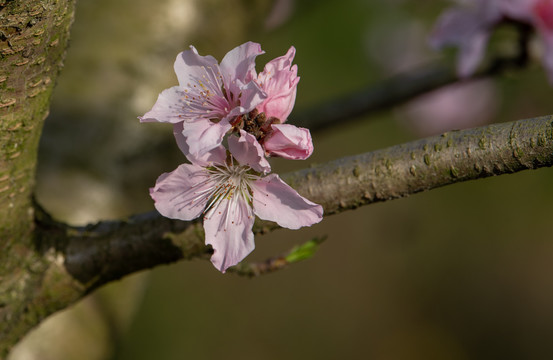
[{"x1": 9, "y1": 0, "x2": 553, "y2": 359}]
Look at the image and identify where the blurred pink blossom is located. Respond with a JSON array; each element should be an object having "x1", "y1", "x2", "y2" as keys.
[
  {"x1": 399, "y1": 79, "x2": 499, "y2": 136},
  {"x1": 430, "y1": 0, "x2": 553, "y2": 82},
  {"x1": 265, "y1": 0, "x2": 295, "y2": 30}
]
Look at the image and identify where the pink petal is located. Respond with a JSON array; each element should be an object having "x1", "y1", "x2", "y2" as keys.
[
  {"x1": 228, "y1": 130, "x2": 271, "y2": 174},
  {"x1": 179, "y1": 118, "x2": 232, "y2": 160},
  {"x1": 457, "y1": 31, "x2": 490, "y2": 78},
  {"x1": 532, "y1": 0, "x2": 553, "y2": 82},
  {"x1": 263, "y1": 46, "x2": 296, "y2": 72},
  {"x1": 538, "y1": 30, "x2": 553, "y2": 83},
  {"x1": 220, "y1": 41, "x2": 264, "y2": 85},
  {"x1": 399, "y1": 79, "x2": 498, "y2": 136},
  {"x1": 429, "y1": 3, "x2": 501, "y2": 78},
  {"x1": 173, "y1": 123, "x2": 227, "y2": 166},
  {"x1": 257, "y1": 47, "x2": 299, "y2": 120},
  {"x1": 139, "y1": 86, "x2": 188, "y2": 124},
  {"x1": 203, "y1": 196, "x2": 256, "y2": 272},
  {"x1": 150, "y1": 164, "x2": 213, "y2": 221},
  {"x1": 251, "y1": 174, "x2": 323, "y2": 229},
  {"x1": 502, "y1": 0, "x2": 535, "y2": 22},
  {"x1": 263, "y1": 124, "x2": 313, "y2": 160},
  {"x1": 236, "y1": 81, "x2": 267, "y2": 115},
  {"x1": 174, "y1": 46, "x2": 220, "y2": 88},
  {"x1": 533, "y1": 0, "x2": 553, "y2": 30}
]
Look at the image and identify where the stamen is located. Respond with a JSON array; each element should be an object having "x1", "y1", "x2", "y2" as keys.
[{"x1": 201, "y1": 162, "x2": 260, "y2": 224}]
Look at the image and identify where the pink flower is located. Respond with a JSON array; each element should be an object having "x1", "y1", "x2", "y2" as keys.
[
  {"x1": 430, "y1": 0, "x2": 553, "y2": 82},
  {"x1": 227, "y1": 45, "x2": 312, "y2": 161},
  {"x1": 252, "y1": 46, "x2": 314, "y2": 160},
  {"x1": 140, "y1": 42, "x2": 267, "y2": 159},
  {"x1": 140, "y1": 42, "x2": 313, "y2": 166},
  {"x1": 149, "y1": 132, "x2": 323, "y2": 273}
]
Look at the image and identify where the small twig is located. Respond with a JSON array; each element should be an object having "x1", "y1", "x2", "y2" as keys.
[{"x1": 227, "y1": 236, "x2": 327, "y2": 277}]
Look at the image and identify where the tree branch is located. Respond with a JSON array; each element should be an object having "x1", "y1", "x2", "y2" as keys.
[{"x1": 36, "y1": 113, "x2": 553, "y2": 286}]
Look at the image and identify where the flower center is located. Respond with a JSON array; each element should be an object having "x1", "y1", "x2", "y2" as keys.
[
  {"x1": 203, "y1": 161, "x2": 260, "y2": 217},
  {"x1": 230, "y1": 109, "x2": 281, "y2": 143},
  {"x1": 182, "y1": 65, "x2": 234, "y2": 121}
]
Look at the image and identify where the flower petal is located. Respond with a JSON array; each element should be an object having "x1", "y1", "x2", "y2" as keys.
[
  {"x1": 179, "y1": 118, "x2": 232, "y2": 160},
  {"x1": 257, "y1": 46, "x2": 299, "y2": 120},
  {"x1": 457, "y1": 31, "x2": 490, "y2": 78},
  {"x1": 532, "y1": 0, "x2": 553, "y2": 83},
  {"x1": 251, "y1": 174, "x2": 323, "y2": 229},
  {"x1": 220, "y1": 41, "x2": 264, "y2": 85},
  {"x1": 263, "y1": 124, "x2": 313, "y2": 160},
  {"x1": 203, "y1": 196, "x2": 256, "y2": 273},
  {"x1": 174, "y1": 46, "x2": 220, "y2": 88},
  {"x1": 228, "y1": 130, "x2": 271, "y2": 174},
  {"x1": 173, "y1": 47, "x2": 236, "y2": 121},
  {"x1": 173, "y1": 123, "x2": 227, "y2": 166},
  {"x1": 429, "y1": 4, "x2": 499, "y2": 78},
  {"x1": 139, "y1": 86, "x2": 188, "y2": 124},
  {"x1": 236, "y1": 81, "x2": 267, "y2": 115},
  {"x1": 150, "y1": 164, "x2": 213, "y2": 221}
]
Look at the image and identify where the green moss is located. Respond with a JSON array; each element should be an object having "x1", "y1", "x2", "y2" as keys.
[
  {"x1": 450, "y1": 166, "x2": 459, "y2": 178},
  {"x1": 424, "y1": 154, "x2": 431, "y2": 166},
  {"x1": 478, "y1": 137, "x2": 487, "y2": 150},
  {"x1": 352, "y1": 165, "x2": 361, "y2": 178}
]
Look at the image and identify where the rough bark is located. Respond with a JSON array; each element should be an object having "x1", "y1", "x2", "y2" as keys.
[
  {"x1": 0, "y1": 0, "x2": 75, "y2": 356},
  {"x1": 285, "y1": 115, "x2": 553, "y2": 215}
]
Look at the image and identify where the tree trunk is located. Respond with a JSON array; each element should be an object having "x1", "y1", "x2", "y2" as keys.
[{"x1": 0, "y1": 0, "x2": 75, "y2": 356}]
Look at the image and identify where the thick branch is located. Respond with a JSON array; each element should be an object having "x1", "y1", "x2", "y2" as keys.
[{"x1": 286, "y1": 115, "x2": 553, "y2": 215}]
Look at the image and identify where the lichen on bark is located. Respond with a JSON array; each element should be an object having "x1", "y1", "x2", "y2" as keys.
[{"x1": 0, "y1": 0, "x2": 76, "y2": 356}]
